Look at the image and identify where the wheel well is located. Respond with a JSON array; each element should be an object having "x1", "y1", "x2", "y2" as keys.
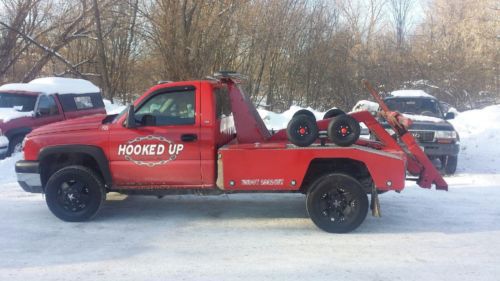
[
  {"x1": 300, "y1": 158, "x2": 373, "y2": 193},
  {"x1": 40, "y1": 153, "x2": 104, "y2": 189}
]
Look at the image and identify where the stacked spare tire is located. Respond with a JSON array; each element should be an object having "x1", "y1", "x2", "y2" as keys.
[{"x1": 286, "y1": 109, "x2": 361, "y2": 147}]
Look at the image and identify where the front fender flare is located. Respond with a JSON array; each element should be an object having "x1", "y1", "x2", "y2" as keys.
[{"x1": 38, "y1": 145, "x2": 112, "y2": 187}]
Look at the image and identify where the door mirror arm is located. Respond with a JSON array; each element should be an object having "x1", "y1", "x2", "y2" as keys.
[{"x1": 125, "y1": 105, "x2": 137, "y2": 129}]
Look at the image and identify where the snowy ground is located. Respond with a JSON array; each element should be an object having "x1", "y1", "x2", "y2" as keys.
[{"x1": 0, "y1": 106, "x2": 499, "y2": 281}]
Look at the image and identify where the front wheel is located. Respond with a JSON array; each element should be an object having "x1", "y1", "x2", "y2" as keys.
[
  {"x1": 45, "y1": 166, "x2": 105, "y2": 222},
  {"x1": 7, "y1": 135, "x2": 24, "y2": 156},
  {"x1": 441, "y1": 155, "x2": 458, "y2": 175},
  {"x1": 306, "y1": 173, "x2": 368, "y2": 233}
]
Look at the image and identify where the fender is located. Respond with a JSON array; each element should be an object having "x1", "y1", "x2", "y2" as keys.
[
  {"x1": 38, "y1": 145, "x2": 112, "y2": 187},
  {"x1": 5, "y1": 127, "x2": 32, "y2": 140}
]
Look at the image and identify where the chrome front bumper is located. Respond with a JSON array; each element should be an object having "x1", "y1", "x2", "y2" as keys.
[{"x1": 15, "y1": 160, "x2": 42, "y2": 193}]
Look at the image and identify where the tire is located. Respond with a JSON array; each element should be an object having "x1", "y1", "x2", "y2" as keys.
[
  {"x1": 7, "y1": 135, "x2": 24, "y2": 156},
  {"x1": 306, "y1": 173, "x2": 369, "y2": 233},
  {"x1": 327, "y1": 115, "x2": 361, "y2": 147},
  {"x1": 323, "y1": 108, "x2": 345, "y2": 120},
  {"x1": 441, "y1": 155, "x2": 458, "y2": 175},
  {"x1": 292, "y1": 109, "x2": 316, "y2": 121},
  {"x1": 286, "y1": 115, "x2": 319, "y2": 147},
  {"x1": 45, "y1": 165, "x2": 105, "y2": 222}
]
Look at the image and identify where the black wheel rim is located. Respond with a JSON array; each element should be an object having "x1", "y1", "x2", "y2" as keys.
[
  {"x1": 318, "y1": 186, "x2": 360, "y2": 224},
  {"x1": 57, "y1": 180, "x2": 91, "y2": 212}
]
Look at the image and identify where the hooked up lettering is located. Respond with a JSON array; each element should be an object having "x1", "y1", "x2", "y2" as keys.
[{"x1": 118, "y1": 135, "x2": 184, "y2": 167}]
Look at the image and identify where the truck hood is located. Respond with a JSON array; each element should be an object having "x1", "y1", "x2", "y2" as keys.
[
  {"x1": 381, "y1": 114, "x2": 456, "y2": 131},
  {"x1": 29, "y1": 114, "x2": 107, "y2": 136}
]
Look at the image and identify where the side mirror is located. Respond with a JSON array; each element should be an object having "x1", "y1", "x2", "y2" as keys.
[
  {"x1": 140, "y1": 114, "x2": 156, "y2": 126},
  {"x1": 444, "y1": 112, "x2": 455, "y2": 120},
  {"x1": 125, "y1": 105, "x2": 136, "y2": 128}
]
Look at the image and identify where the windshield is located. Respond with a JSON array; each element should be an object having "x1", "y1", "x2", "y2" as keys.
[
  {"x1": 0, "y1": 92, "x2": 37, "y2": 112},
  {"x1": 385, "y1": 98, "x2": 443, "y2": 118}
]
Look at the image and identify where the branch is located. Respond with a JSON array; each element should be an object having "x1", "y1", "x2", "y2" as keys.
[{"x1": 0, "y1": 20, "x2": 84, "y2": 77}]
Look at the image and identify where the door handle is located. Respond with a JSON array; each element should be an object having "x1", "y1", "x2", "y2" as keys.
[{"x1": 181, "y1": 134, "x2": 198, "y2": 142}]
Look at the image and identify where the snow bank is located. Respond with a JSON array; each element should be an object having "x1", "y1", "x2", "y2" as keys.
[
  {"x1": 450, "y1": 105, "x2": 500, "y2": 173},
  {"x1": 0, "y1": 77, "x2": 100, "y2": 95},
  {"x1": 0, "y1": 108, "x2": 33, "y2": 123},
  {"x1": 0, "y1": 136, "x2": 8, "y2": 148},
  {"x1": 104, "y1": 99, "x2": 127, "y2": 115},
  {"x1": 0, "y1": 152, "x2": 21, "y2": 184},
  {"x1": 258, "y1": 105, "x2": 325, "y2": 130},
  {"x1": 352, "y1": 100, "x2": 379, "y2": 113}
]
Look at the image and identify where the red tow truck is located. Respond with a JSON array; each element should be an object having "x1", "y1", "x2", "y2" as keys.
[{"x1": 15, "y1": 73, "x2": 447, "y2": 233}]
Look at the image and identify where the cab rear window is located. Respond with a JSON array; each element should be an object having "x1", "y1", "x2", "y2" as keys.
[{"x1": 215, "y1": 86, "x2": 232, "y2": 118}]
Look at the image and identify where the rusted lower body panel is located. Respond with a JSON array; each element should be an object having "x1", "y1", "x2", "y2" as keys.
[{"x1": 218, "y1": 143, "x2": 406, "y2": 192}]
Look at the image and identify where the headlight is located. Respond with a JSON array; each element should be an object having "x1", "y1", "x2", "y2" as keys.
[{"x1": 435, "y1": 131, "x2": 457, "y2": 139}]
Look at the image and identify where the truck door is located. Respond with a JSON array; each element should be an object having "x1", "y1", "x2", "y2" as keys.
[
  {"x1": 108, "y1": 85, "x2": 202, "y2": 188},
  {"x1": 34, "y1": 95, "x2": 64, "y2": 128}
]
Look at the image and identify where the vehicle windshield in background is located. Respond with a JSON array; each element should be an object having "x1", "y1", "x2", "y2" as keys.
[
  {"x1": 0, "y1": 93, "x2": 37, "y2": 112},
  {"x1": 385, "y1": 98, "x2": 443, "y2": 118}
]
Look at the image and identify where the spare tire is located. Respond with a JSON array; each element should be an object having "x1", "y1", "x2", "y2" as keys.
[
  {"x1": 292, "y1": 109, "x2": 316, "y2": 121},
  {"x1": 323, "y1": 108, "x2": 345, "y2": 120},
  {"x1": 327, "y1": 115, "x2": 361, "y2": 147},
  {"x1": 287, "y1": 115, "x2": 319, "y2": 147}
]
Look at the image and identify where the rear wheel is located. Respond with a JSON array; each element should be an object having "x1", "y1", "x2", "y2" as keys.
[
  {"x1": 327, "y1": 115, "x2": 360, "y2": 147},
  {"x1": 45, "y1": 165, "x2": 105, "y2": 222},
  {"x1": 306, "y1": 173, "x2": 368, "y2": 233},
  {"x1": 287, "y1": 115, "x2": 319, "y2": 147}
]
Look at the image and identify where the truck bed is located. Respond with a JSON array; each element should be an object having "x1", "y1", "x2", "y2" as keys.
[{"x1": 217, "y1": 142, "x2": 407, "y2": 192}]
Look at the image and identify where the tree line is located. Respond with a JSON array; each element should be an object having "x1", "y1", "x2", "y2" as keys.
[{"x1": 0, "y1": 0, "x2": 497, "y2": 111}]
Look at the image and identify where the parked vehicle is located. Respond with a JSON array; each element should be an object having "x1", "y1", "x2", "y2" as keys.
[
  {"x1": 15, "y1": 73, "x2": 447, "y2": 233},
  {"x1": 382, "y1": 90, "x2": 459, "y2": 174},
  {"x1": 0, "y1": 77, "x2": 105, "y2": 158}
]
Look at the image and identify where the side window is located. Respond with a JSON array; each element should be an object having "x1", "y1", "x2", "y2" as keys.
[
  {"x1": 215, "y1": 86, "x2": 232, "y2": 119},
  {"x1": 37, "y1": 95, "x2": 59, "y2": 116},
  {"x1": 136, "y1": 90, "x2": 195, "y2": 126},
  {"x1": 59, "y1": 93, "x2": 105, "y2": 112},
  {"x1": 74, "y1": 96, "x2": 94, "y2": 109}
]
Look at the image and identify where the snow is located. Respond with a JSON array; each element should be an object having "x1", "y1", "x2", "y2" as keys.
[
  {"x1": 258, "y1": 105, "x2": 325, "y2": 130},
  {"x1": 0, "y1": 108, "x2": 33, "y2": 123},
  {"x1": 449, "y1": 105, "x2": 500, "y2": 173},
  {"x1": 0, "y1": 77, "x2": 100, "y2": 95},
  {"x1": 402, "y1": 113, "x2": 445, "y2": 123},
  {"x1": 104, "y1": 99, "x2": 126, "y2": 115},
  {"x1": 0, "y1": 105, "x2": 500, "y2": 280},
  {"x1": 0, "y1": 135, "x2": 8, "y2": 148},
  {"x1": 390, "y1": 90, "x2": 435, "y2": 99},
  {"x1": 352, "y1": 100, "x2": 380, "y2": 113}
]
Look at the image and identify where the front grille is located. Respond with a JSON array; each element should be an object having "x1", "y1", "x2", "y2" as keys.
[{"x1": 410, "y1": 130, "x2": 435, "y2": 142}]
